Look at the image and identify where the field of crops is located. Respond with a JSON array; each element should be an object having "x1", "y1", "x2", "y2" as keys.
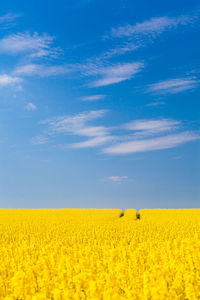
[{"x1": 0, "y1": 208, "x2": 200, "y2": 299}]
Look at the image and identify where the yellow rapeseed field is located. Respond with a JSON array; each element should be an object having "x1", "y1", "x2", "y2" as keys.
[{"x1": 0, "y1": 208, "x2": 200, "y2": 299}]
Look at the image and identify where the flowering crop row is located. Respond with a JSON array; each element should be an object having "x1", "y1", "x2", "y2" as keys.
[{"x1": 0, "y1": 209, "x2": 199, "y2": 299}]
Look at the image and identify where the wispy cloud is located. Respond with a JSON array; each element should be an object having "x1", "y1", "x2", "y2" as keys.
[
  {"x1": 102, "y1": 12, "x2": 199, "y2": 58},
  {"x1": 42, "y1": 110, "x2": 109, "y2": 137},
  {"x1": 13, "y1": 63, "x2": 72, "y2": 77},
  {"x1": 147, "y1": 77, "x2": 199, "y2": 94},
  {"x1": 79, "y1": 94, "x2": 106, "y2": 102},
  {"x1": 25, "y1": 102, "x2": 37, "y2": 111},
  {"x1": 107, "y1": 176, "x2": 129, "y2": 182},
  {"x1": 103, "y1": 132, "x2": 199, "y2": 155},
  {"x1": 86, "y1": 62, "x2": 144, "y2": 87},
  {"x1": 145, "y1": 101, "x2": 165, "y2": 107},
  {"x1": 13, "y1": 61, "x2": 143, "y2": 85},
  {"x1": 0, "y1": 74, "x2": 22, "y2": 87},
  {"x1": 35, "y1": 112, "x2": 199, "y2": 155},
  {"x1": 30, "y1": 135, "x2": 48, "y2": 145},
  {"x1": 123, "y1": 119, "x2": 180, "y2": 136},
  {"x1": 0, "y1": 13, "x2": 21, "y2": 29},
  {"x1": 111, "y1": 14, "x2": 197, "y2": 38},
  {"x1": 100, "y1": 42, "x2": 139, "y2": 59},
  {"x1": 70, "y1": 136, "x2": 114, "y2": 148},
  {"x1": 0, "y1": 32, "x2": 61, "y2": 58},
  {"x1": 37, "y1": 110, "x2": 113, "y2": 149}
]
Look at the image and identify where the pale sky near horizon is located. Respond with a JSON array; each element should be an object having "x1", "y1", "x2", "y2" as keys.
[{"x1": 0, "y1": 0, "x2": 200, "y2": 209}]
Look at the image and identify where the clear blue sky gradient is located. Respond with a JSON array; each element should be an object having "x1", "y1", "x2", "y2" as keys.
[{"x1": 0, "y1": 0, "x2": 199, "y2": 209}]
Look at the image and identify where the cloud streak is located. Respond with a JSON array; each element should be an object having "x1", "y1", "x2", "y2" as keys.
[
  {"x1": 87, "y1": 62, "x2": 144, "y2": 87},
  {"x1": 147, "y1": 77, "x2": 199, "y2": 94},
  {"x1": 102, "y1": 12, "x2": 199, "y2": 58},
  {"x1": 79, "y1": 94, "x2": 106, "y2": 102},
  {"x1": 111, "y1": 14, "x2": 197, "y2": 38},
  {"x1": 70, "y1": 136, "x2": 114, "y2": 149},
  {"x1": 42, "y1": 110, "x2": 109, "y2": 137},
  {"x1": 13, "y1": 63, "x2": 72, "y2": 77},
  {"x1": 34, "y1": 113, "x2": 199, "y2": 155},
  {"x1": 103, "y1": 132, "x2": 199, "y2": 155},
  {"x1": 0, "y1": 13, "x2": 20, "y2": 29},
  {"x1": 35, "y1": 110, "x2": 114, "y2": 149},
  {"x1": 31, "y1": 135, "x2": 48, "y2": 145},
  {"x1": 0, "y1": 74, "x2": 22, "y2": 87},
  {"x1": 25, "y1": 102, "x2": 37, "y2": 111},
  {"x1": 0, "y1": 32, "x2": 61, "y2": 58},
  {"x1": 107, "y1": 176, "x2": 129, "y2": 182},
  {"x1": 123, "y1": 119, "x2": 180, "y2": 136}
]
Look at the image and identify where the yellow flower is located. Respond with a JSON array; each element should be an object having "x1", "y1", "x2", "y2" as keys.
[{"x1": 0, "y1": 208, "x2": 199, "y2": 299}]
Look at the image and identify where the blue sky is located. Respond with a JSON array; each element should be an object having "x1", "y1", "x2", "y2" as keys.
[{"x1": 0, "y1": 0, "x2": 200, "y2": 209}]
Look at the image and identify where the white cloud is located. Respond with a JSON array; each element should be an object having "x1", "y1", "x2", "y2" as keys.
[
  {"x1": 0, "y1": 74, "x2": 22, "y2": 87},
  {"x1": 111, "y1": 14, "x2": 196, "y2": 38},
  {"x1": 123, "y1": 119, "x2": 180, "y2": 135},
  {"x1": 79, "y1": 94, "x2": 106, "y2": 101},
  {"x1": 14, "y1": 61, "x2": 143, "y2": 86},
  {"x1": 103, "y1": 13, "x2": 198, "y2": 57},
  {"x1": 13, "y1": 63, "x2": 72, "y2": 77},
  {"x1": 88, "y1": 62, "x2": 144, "y2": 87},
  {"x1": 145, "y1": 101, "x2": 165, "y2": 107},
  {"x1": 38, "y1": 110, "x2": 113, "y2": 148},
  {"x1": 103, "y1": 132, "x2": 199, "y2": 155},
  {"x1": 147, "y1": 77, "x2": 199, "y2": 94},
  {"x1": 0, "y1": 13, "x2": 20, "y2": 29},
  {"x1": 100, "y1": 42, "x2": 139, "y2": 59},
  {"x1": 14, "y1": 64, "x2": 38, "y2": 75},
  {"x1": 43, "y1": 110, "x2": 109, "y2": 137},
  {"x1": 74, "y1": 126, "x2": 109, "y2": 137},
  {"x1": 25, "y1": 102, "x2": 37, "y2": 111},
  {"x1": 30, "y1": 135, "x2": 48, "y2": 145},
  {"x1": 107, "y1": 176, "x2": 129, "y2": 182},
  {"x1": 37, "y1": 113, "x2": 199, "y2": 155},
  {"x1": 0, "y1": 32, "x2": 61, "y2": 58},
  {"x1": 70, "y1": 136, "x2": 114, "y2": 148}
]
